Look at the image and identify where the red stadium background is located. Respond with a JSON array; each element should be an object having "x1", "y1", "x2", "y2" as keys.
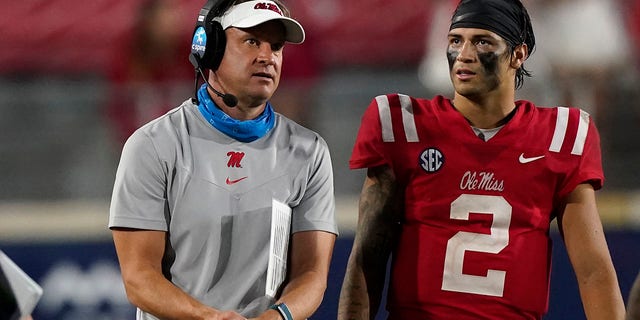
[{"x1": 0, "y1": 0, "x2": 432, "y2": 75}]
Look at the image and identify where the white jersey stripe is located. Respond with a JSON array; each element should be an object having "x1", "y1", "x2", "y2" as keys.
[
  {"x1": 549, "y1": 107, "x2": 569, "y2": 152},
  {"x1": 571, "y1": 109, "x2": 590, "y2": 155},
  {"x1": 376, "y1": 95, "x2": 395, "y2": 142},
  {"x1": 398, "y1": 94, "x2": 419, "y2": 142}
]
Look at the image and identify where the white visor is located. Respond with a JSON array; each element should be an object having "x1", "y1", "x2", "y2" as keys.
[{"x1": 219, "y1": 1, "x2": 305, "y2": 44}]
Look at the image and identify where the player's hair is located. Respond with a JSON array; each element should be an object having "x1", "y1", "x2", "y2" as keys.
[{"x1": 510, "y1": 0, "x2": 535, "y2": 90}]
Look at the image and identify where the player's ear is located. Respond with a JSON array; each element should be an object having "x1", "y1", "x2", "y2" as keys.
[{"x1": 510, "y1": 44, "x2": 528, "y2": 70}]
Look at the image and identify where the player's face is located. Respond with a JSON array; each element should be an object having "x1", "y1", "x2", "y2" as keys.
[
  {"x1": 215, "y1": 20, "x2": 286, "y2": 108},
  {"x1": 447, "y1": 28, "x2": 513, "y2": 98}
]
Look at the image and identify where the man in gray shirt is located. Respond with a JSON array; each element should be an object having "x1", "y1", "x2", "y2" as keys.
[{"x1": 109, "y1": 1, "x2": 337, "y2": 319}]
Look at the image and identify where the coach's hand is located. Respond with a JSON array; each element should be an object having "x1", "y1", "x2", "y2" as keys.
[
  {"x1": 248, "y1": 307, "x2": 286, "y2": 320},
  {"x1": 209, "y1": 310, "x2": 247, "y2": 320}
]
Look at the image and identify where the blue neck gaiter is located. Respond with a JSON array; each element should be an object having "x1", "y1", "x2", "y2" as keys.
[{"x1": 196, "y1": 84, "x2": 275, "y2": 142}]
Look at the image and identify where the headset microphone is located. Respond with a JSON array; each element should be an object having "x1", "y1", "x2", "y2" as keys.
[
  {"x1": 208, "y1": 80, "x2": 238, "y2": 108},
  {"x1": 189, "y1": 53, "x2": 238, "y2": 108},
  {"x1": 197, "y1": 68, "x2": 238, "y2": 108}
]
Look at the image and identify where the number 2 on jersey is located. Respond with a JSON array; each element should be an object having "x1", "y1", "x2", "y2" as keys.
[{"x1": 441, "y1": 194, "x2": 512, "y2": 297}]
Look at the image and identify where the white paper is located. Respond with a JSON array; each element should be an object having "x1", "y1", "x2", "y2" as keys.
[
  {"x1": 265, "y1": 199, "x2": 292, "y2": 297},
  {"x1": 0, "y1": 250, "x2": 43, "y2": 317}
]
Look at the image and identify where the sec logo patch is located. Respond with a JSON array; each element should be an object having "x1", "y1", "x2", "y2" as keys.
[{"x1": 419, "y1": 147, "x2": 444, "y2": 173}]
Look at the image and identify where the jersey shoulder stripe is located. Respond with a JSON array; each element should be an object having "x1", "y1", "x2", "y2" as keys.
[
  {"x1": 375, "y1": 94, "x2": 419, "y2": 143},
  {"x1": 548, "y1": 106, "x2": 590, "y2": 155}
]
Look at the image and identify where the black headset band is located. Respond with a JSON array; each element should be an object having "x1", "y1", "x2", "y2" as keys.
[{"x1": 191, "y1": 0, "x2": 235, "y2": 70}]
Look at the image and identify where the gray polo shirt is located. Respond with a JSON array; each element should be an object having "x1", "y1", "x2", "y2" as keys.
[{"x1": 109, "y1": 99, "x2": 337, "y2": 319}]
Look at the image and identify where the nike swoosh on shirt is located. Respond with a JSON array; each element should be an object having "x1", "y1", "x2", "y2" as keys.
[
  {"x1": 518, "y1": 153, "x2": 545, "y2": 164},
  {"x1": 225, "y1": 177, "x2": 248, "y2": 185}
]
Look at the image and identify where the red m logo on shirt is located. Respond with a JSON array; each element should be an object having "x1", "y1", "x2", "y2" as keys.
[{"x1": 227, "y1": 151, "x2": 245, "y2": 168}]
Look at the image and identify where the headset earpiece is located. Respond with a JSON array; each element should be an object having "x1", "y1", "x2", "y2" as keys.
[
  {"x1": 204, "y1": 21, "x2": 226, "y2": 70},
  {"x1": 190, "y1": 0, "x2": 231, "y2": 71}
]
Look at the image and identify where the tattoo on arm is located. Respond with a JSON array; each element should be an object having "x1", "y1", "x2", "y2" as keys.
[
  {"x1": 339, "y1": 166, "x2": 401, "y2": 320},
  {"x1": 359, "y1": 167, "x2": 400, "y2": 264}
]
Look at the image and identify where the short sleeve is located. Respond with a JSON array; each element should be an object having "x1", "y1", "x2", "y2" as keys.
[
  {"x1": 349, "y1": 98, "x2": 388, "y2": 170},
  {"x1": 291, "y1": 136, "x2": 338, "y2": 236},
  {"x1": 108, "y1": 130, "x2": 169, "y2": 231},
  {"x1": 558, "y1": 112, "x2": 604, "y2": 198}
]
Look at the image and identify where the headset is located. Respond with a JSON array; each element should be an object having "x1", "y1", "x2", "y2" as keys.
[
  {"x1": 190, "y1": 0, "x2": 235, "y2": 70},
  {"x1": 189, "y1": 0, "x2": 239, "y2": 106}
]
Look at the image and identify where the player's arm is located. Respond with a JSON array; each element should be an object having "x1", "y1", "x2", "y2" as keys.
[
  {"x1": 252, "y1": 230, "x2": 336, "y2": 320},
  {"x1": 112, "y1": 228, "x2": 246, "y2": 320},
  {"x1": 628, "y1": 272, "x2": 640, "y2": 320},
  {"x1": 338, "y1": 165, "x2": 401, "y2": 320},
  {"x1": 558, "y1": 183, "x2": 625, "y2": 320}
]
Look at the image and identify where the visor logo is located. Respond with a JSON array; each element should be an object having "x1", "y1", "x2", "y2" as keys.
[{"x1": 254, "y1": 2, "x2": 283, "y2": 16}]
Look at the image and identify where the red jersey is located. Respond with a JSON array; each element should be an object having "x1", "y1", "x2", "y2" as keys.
[{"x1": 350, "y1": 94, "x2": 603, "y2": 319}]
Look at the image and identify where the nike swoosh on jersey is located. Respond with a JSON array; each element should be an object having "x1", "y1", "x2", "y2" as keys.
[
  {"x1": 225, "y1": 177, "x2": 248, "y2": 185},
  {"x1": 519, "y1": 154, "x2": 545, "y2": 164}
]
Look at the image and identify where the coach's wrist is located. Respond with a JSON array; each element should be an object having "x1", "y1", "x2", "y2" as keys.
[
  {"x1": 254, "y1": 308, "x2": 283, "y2": 320},
  {"x1": 269, "y1": 302, "x2": 293, "y2": 320}
]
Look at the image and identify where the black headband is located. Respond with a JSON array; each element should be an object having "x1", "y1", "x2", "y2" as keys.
[{"x1": 450, "y1": 0, "x2": 534, "y2": 51}]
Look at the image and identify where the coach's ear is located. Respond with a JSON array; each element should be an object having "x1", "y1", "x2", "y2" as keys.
[{"x1": 510, "y1": 43, "x2": 528, "y2": 69}]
